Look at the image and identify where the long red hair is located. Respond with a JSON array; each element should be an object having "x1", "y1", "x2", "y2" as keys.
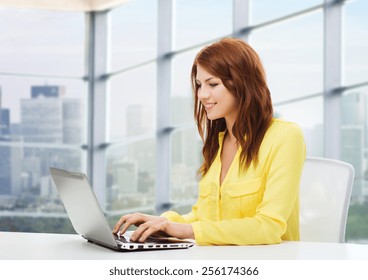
[{"x1": 191, "y1": 38, "x2": 273, "y2": 176}]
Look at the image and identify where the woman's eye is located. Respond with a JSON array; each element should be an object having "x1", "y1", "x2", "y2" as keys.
[
  {"x1": 197, "y1": 84, "x2": 202, "y2": 88},
  {"x1": 209, "y1": 83, "x2": 218, "y2": 87}
]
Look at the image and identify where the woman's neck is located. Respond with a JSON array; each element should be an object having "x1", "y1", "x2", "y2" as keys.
[{"x1": 225, "y1": 119, "x2": 238, "y2": 144}]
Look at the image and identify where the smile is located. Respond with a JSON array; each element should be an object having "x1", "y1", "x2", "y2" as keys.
[{"x1": 203, "y1": 103, "x2": 217, "y2": 110}]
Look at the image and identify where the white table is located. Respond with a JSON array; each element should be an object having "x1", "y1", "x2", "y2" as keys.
[{"x1": 1, "y1": 231, "x2": 368, "y2": 260}]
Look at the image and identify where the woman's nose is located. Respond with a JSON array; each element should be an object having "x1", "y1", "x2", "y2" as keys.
[{"x1": 198, "y1": 86, "x2": 210, "y2": 101}]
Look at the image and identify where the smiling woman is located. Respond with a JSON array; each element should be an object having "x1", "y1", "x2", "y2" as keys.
[
  {"x1": 192, "y1": 39, "x2": 274, "y2": 175},
  {"x1": 114, "y1": 38, "x2": 306, "y2": 245}
]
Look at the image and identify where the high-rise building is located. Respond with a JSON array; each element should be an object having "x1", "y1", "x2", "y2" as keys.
[
  {"x1": 0, "y1": 88, "x2": 12, "y2": 195},
  {"x1": 341, "y1": 92, "x2": 367, "y2": 202},
  {"x1": 31, "y1": 85, "x2": 65, "y2": 99},
  {"x1": 0, "y1": 87, "x2": 10, "y2": 136},
  {"x1": 62, "y1": 99, "x2": 83, "y2": 144},
  {"x1": 21, "y1": 85, "x2": 82, "y2": 144},
  {"x1": 21, "y1": 97, "x2": 63, "y2": 143},
  {"x1": 0, "y1": 144, "x2": 11, "y2": 195},
  {"x1": 10, "y1": 144, "x2": 22, "y2": 196},
  {"x1": 19, "y1": 85, "x2": 82, "y2": 196},
  {"x1": 0, "y1": 109, "x2": 10, "y2": 136}
]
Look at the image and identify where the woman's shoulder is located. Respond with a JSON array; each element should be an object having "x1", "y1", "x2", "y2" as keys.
[{"x1": 265, "y1": 118, "x2": 304, "y2": 140}]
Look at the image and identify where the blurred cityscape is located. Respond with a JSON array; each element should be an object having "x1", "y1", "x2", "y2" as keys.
[
  {"x1": 297, "y1": 92, "x2": 368, "y2": 204},
  {"x1": 0, "y1": 85, "x2": 202, "y2": 219},
  {"x1": 340, "y1": 93, "x2": 368, "y2": 204},
  {"x1": 0, "y1": 85, "x2": 83, "y2": 214}
]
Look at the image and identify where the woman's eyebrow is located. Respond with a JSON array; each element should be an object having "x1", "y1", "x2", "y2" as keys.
[{"x1": 196, "y1": 77, "x2": 216, "y2": 83}]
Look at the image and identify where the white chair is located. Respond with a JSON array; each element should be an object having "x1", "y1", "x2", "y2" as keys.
[{"x1": 299, "y1": 157, "x2": 355, "y2": 243}]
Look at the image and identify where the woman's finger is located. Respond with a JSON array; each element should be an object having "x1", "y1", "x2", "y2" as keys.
[
  {"x1": 113, "y1": 212, "x2": 145, "y2": 233},
  {"x1": 113, "y1": 214, "x2": 130, "y2": 233},
  {"x1": 131, "y1": 220, "x2": 167, "y2": 242}
]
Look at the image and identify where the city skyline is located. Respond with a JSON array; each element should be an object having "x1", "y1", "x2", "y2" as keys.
[{"x1": 0, "y1": 85, "x2": 202, "y2": 215}]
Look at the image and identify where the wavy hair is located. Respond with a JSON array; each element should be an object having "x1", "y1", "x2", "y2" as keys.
[{"x1": 191, "y1": 38, "x2": 273, "y2": 176}]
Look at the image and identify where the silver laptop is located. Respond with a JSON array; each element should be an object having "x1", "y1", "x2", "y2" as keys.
[{"x1": 49, "y1": 167, "x2": 194, "y2": 251}]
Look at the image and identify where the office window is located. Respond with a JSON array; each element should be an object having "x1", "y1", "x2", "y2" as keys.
[
  {"x1": 0, "y1": 7, "x2": 86, "y2": 233},
  {"x1": 108, "y1": 0, "x2": 158, "y2": 218},
  {"x1": 250, "y1": 0, "x2": 322, "y2": 25},
  {"x1": 343, "y1": 0, "x2": 368, "y2": 86},
  {"x1": 274, "y1": 96, "x2": 324, "y2": 157},
  {"x1": 105, "y1": 138, "x2": 156, "y2": 214},
  {"x1": 171, "y1": 48, "x2": 201, "y2": 125},
  {"x1": 250, "y1": 10, "x2": 323, "y2": 103},
  {"x1": 170, "y1": 128, "x2": 202, "y2": 204},
  {"x1": 341, "y1": 86, "x2": 368, "y2": 242},
  {"x1": 0, "y1": 76, "x2": 87, "y2": 233},
  {"x1": 0, "y1": 77, "x2": 87, "y2": 144},
  {"x1": 108, "y1": 64, "x2": 156, "y2": 141},
  {"x1": 107, "y1": 64, "x2": 157, "y2": 216},
  {"x1": 341, "y1": 90, "x2": 365, "y2": 200},
  {"x1": 173, "y1": 0, "x2": 232, "y2": 50},
  {"x1": 0, "y1": 8, "x2": 84, "y2": 76},
  {"x1": 340, "y1": 0, "x2": 368, "y2": 243},
  {"x1": 110, "y1": 0, "x2": 157, "y2": 72}
]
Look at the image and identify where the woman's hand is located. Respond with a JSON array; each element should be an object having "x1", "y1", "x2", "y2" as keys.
[{"x1": 113, "y1": 212, "x2": 194, "y2": 242}]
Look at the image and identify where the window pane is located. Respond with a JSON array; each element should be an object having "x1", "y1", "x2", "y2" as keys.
[
  {"x1": 174, "y1": 0, "x2": 232, "y2": 50},
  {"x1": 0, "y1": 8, "x2": 84, "y2": 76},
  {"x1": 0, "y1": 76, "x2": 87, "y2": 233},
  {"x1": 250, "y1": 11, "x2": 323, "y2": 103},
  {"x1": 110, "y1": 0, "x2": 157, "y2": 71},
  {"x1": 0, "y1": 76, "x2": 87, "y2": 144},
  {"x1": 343, "y1": 0, "x2": 368, "y2": 86},
  {"x1": 274, "y1": 96, "x2": 324, "y2": 157},
  {"x1": 250, "y1": 0, "x2": 322, "y2": 25},
  {"x1": 341, "y1": 87, "x2": 368, "y2": 200},
  {"x1": 170, "y1": 128, "x2": 202, "y2": 203},
  {"x1": 108, "y1": 64, "x2": 156, "y2": 141},
  {"x1": 171, "y1": 49, "x2": 201, "y2": 125},
  {"x1": 341, "y1": 86, "x2": 368, "y2": 243},
  {"x1": 0, "y1": 144, "x2": 85, "y2": 233},
  {"x1": 105, "y1": 139, "x2": 156, "y2": 213}
]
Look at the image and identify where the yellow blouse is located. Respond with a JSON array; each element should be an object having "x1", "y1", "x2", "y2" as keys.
[{"x1": 161, "y1": 119, "x2": 306, "y2": 245}]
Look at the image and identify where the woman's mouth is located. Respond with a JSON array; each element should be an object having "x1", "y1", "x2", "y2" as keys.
[{"x1": 204, "y1": 102, "x2": 217, "y2": 110}]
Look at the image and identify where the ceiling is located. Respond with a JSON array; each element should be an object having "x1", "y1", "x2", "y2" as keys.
[{"x1": 0, "y1": 0, "x2": 130, "y2": 12}]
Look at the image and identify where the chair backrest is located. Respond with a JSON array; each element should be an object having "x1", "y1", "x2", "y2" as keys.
[{"x1": 299, "y1": 157, "x2": 354, "y2": 243}]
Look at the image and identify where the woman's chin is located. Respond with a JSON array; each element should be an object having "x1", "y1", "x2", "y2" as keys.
[{"x1": 206, "y1": 113, "x2": 222, "y2": 121}]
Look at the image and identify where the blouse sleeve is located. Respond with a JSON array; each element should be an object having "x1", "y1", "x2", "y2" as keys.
[{"x1": 160, "y1": 201, "x2": 199, "y2": 224}]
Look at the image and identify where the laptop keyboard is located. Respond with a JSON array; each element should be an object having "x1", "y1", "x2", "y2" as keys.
[{"x1": 115, "y1": 231, "x2": 133, "y2": 243}]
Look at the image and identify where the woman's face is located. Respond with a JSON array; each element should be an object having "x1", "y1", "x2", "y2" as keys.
[{"x1": 196, "y1": 64, "x2": 238, "y2": 124}]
